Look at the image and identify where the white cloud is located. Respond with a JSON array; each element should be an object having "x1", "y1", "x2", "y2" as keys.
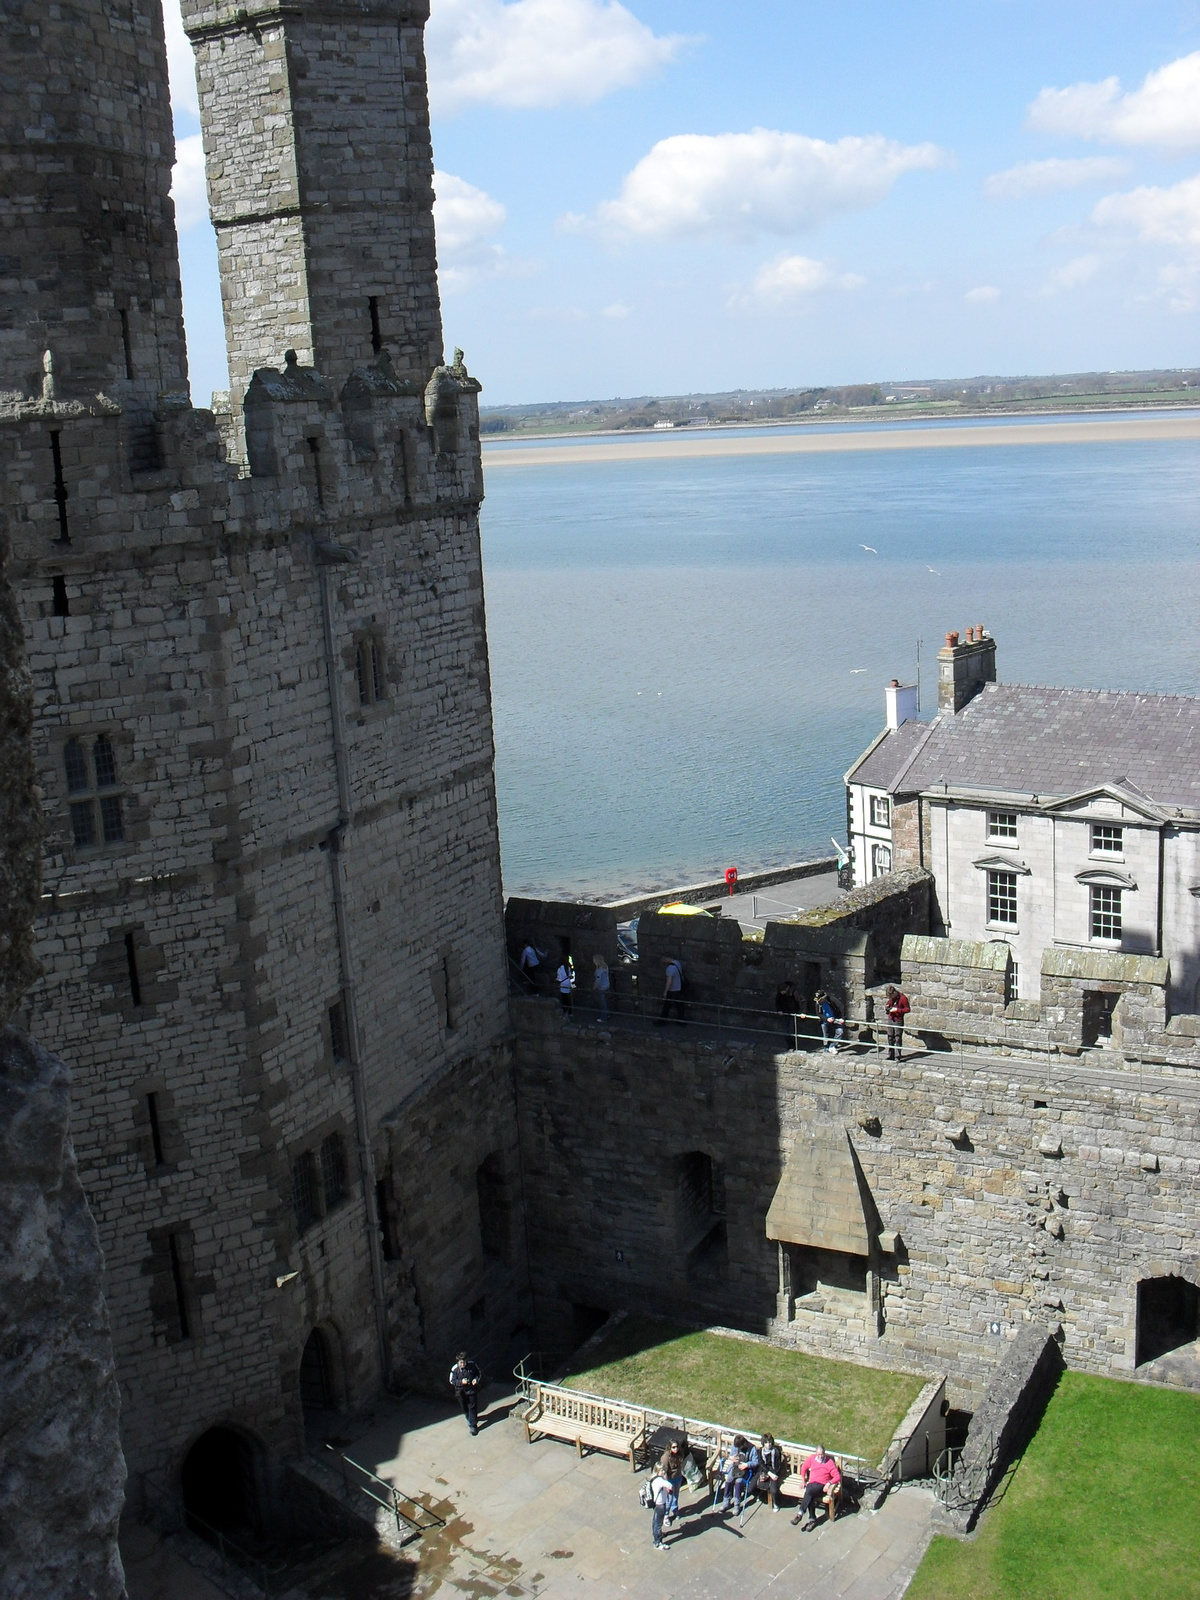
[
  {"x1": 602, "y1": 301, "x2": 632, "y2": 318},
  {"x1": 964, "y1": 285, "x2": 1001, "y2": 303},
  {"x1": 161, "y1": 0, "x2": 198, "y2": 121},
  {"x1": 1092, "y1": 173, "x2": 1200, "y2": 250},
  {"x1": 171, "y1": 133, "x2": 208, "y2": 231},
  {"x1": 983, "y1": 156, "x2": 1131, "y2": 200},
  {"x1": 585, "y1": 128, "x2": 948, "y2": 241},
  {"x1": 1044, "y1": 253, "x2": 1102, "y2": 292},
  {"x1": 434, "y1": 171, "x2": 509, "y2": 286},
  {"x1": 426, "y1": 0, "x2": 688, "y2": 114},
  {"x1": 1028, "y1": 51, "x2": 1200, "y2": 149},
  {"x1": 750, "y1": 254, "x2": 865, "y2": 300}
]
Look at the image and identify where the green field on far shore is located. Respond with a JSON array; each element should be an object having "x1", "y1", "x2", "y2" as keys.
[
  {"x1": 907, "y1": 1372, "x2": 1200, "y2": 1600},
  {"x1": 560, "y1": 1315, "x2": 924, "y2": 1466}
]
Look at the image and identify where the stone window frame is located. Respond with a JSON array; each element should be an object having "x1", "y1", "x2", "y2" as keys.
[
  {"x1": 987, "y1": 868, "x2": 1018, "y2": 928},
  {"x1": 1090, "y1": 823, "x2": 1124, "y2": 859},
  {"x1": 1089, "y1": 884, "x2": 1123, "y2": 944},
  {"x1": 987, "y1": 809, "x2": 1018, "y2": 843},
  {"x1": 869, "y1": 793, "x2": 890, "y2": 828},
  {"x1": 291, "y1": 1121, "x2": 354, "y2": 1237},
  {"x1": 62, "y1": 731, "x2": 128, "y2": 853}
]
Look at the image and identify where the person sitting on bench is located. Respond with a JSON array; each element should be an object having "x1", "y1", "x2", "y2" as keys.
[{"x1": 790, "y1": 1446, "x2": 841, "y2": 1530}]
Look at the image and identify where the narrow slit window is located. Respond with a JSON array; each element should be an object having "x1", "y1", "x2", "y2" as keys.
[
  {"x1": 124, "y1": 931, "x2": 143, "y2": 1006},
  {"x1": 52, "y1": 574, "x2": 70, "y2": 616},
  {"x1": 355, "y1": 639, "x2": 385, "y2": 707},
  {"x1": 320, "y1": 1133, "x2": 347, "y2": 1211},
  {"x1": 147, "y1": 1091, "x2": 165, "y2": 1166},
  {"x1": 368, "y1": 296, "x2": 382, "y2": 354},
  {"x1": 293, "y1": 1151, "x2": 320, "y2": 1233},
  {"x1": 49, "y1": 430, "x2": 70, "y2": 543},
  {"x1": 306, "y1": 435, "x2": 324, "y2": 505},
  {"x1": 376, "y1": 1179, "x2": 398, "y2": 1261},
  {"x1": 119, "y1": 308, "x2": 134, "y2": 379},
  {"x1": 328, "y1": 998, "x2": 347, "y2": 1061},
  {"x1": 168, "y1": 1233, "x2": 191, "y2": 1340}
]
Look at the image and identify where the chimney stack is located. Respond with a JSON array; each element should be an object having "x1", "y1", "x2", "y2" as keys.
[
  {"x1": 937, "y1": 626, "x2": 997, "y2": 715},
  {"x1": 885, "y1": 677, "x2": 919, "y2": 731}
]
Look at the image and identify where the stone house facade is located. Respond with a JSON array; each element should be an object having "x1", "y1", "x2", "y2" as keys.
[
  {"x1": 846, "y1": 629, "x2": 1200, "y2": 1013},
  {"x1": 4, "y1": 0, "x2": 526, "y2": 1520}
]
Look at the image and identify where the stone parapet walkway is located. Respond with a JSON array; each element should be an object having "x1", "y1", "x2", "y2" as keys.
[{"x1": 289, "y1": 1387, "x2": 936, "y2": 1599}]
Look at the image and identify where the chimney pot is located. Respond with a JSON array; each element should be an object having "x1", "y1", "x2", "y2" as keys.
[
  {"x1": 946, "y1": 631, "x2": 959, "y2": 648},
  {"x1": 977, "y1": 624, "x2": 985, "y2": 637},
  {"x1": 965, "y1": 627, "x2": 975, "y2": 642}
]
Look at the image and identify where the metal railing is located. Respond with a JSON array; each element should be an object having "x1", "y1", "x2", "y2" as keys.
[
  {"x1": 321, "y1": 1442, "x2": 446, "y2": 1544},
  {"x1": 514, "y1": 1356, "x2": 869, "y2": 1479},
  {"x1": 139, "y1": 1472, "x2": 285, "y2": 1597}
]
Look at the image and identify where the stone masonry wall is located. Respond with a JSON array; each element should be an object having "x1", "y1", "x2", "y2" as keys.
[
  {"x1": 5, "y1": 0, "x2": 514, "y2": 1517},
  {"x1": 513, "y1": 998, "x2": 1200, "y2": 1408}
]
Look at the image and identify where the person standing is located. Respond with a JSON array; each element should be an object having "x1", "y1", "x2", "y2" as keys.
[
  {"x1": 656, "y1": 956, "x2": 686, "y2": 1026},
  {"x1": 592, "y1": 952, "x2": 611, "y2": 1017},
  {"x1": 885, "y1": 984, "x2": 911, "y2": 1061},
  {"x1": 517, "y1": 938, "x2": 546, "y2": 994},
  {"x1": 448, "y1": 1350, "x2": 482, "y2": 1435},
  {"x1": 815, "y1": 990, "x2": 843, "y2": 1052},
  {"x1": 648, "y1": 1469, "x2": 674, "y2": 1551},
  {"x1": 555, "y1": 955, "x2": 575, "y2": 1015},
  {"x1": 658, "y1": 1438, "x2": 687, "y2": 1523}
]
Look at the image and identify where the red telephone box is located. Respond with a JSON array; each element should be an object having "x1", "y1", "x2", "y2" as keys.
[{"x1": 725, "y1": 867, "x2": 738, "y2": 896}]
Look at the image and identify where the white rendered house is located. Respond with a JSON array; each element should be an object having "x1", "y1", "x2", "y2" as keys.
[{"x1": 845, "y1": 630, "x2": 1200, "y2": 1011}]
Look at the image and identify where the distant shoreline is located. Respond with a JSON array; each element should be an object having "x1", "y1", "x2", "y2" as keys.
[{"x1": 483, "y1": 409, "x2": 1200, "y2": 468}]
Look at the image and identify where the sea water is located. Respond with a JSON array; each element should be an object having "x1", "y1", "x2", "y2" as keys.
[{"x1": 480, "y1": 414, "x2": 1200, "y2": 900}]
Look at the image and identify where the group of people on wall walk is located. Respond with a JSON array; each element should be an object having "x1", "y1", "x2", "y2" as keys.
[{"x1": 516, "y1": 932, "x2": 912, "y2": 1060}]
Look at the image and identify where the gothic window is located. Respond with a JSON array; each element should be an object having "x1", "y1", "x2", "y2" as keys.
[
  {"x1": 355, "y1": 638, "x2": 385, "y2": 706},
  {"x1": 64, "y1": 734, "x2": 125, "y2": 850}
]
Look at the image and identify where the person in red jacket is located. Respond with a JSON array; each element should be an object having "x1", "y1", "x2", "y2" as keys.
[
  {"x1": 885, "y1": 985, "x2": 910, "y2": 1061},
  {"x1": 790, "y1": 1446, "x2": 841, "y2": 1530}
]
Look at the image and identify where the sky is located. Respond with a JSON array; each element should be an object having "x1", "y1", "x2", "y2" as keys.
[{"x1": 164, "y1": 0, "x2": 1200, "y2": 407}]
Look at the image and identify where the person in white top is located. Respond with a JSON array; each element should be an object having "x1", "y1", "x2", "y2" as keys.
[
  {"x1": 556, "y1": 956, "x2": 575, "y2": 1015},
  {"x1": 655, "y1": 957, "x2": 685, "y2": 1026},
  {"x1": 592, "y1": 952, "x2": 610, "y2": 1016}
]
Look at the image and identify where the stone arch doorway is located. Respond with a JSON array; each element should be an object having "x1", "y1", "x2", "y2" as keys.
[
  {"x1": 1136, "y1": 1275, "x2": 1200, "y2": 1367},
  {"x1": 180, "y1": 1426, "x2": 261, "y2": 1540},
  {"x1": 299, "y1": 1326, "x2": 338, "y2": 1420}
]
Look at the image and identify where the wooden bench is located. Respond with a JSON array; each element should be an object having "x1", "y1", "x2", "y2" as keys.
[{"x1": 518, "y1": 1383, "x2": 646, "y2": 1470}]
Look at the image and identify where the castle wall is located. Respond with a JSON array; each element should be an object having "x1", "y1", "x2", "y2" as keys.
[
  {"x1": 513, "y1": 998, "x2": 1200, "y2": 1406},
  {"x1": 5, "y1": 0, "x2": 515, "y2": 1508}
]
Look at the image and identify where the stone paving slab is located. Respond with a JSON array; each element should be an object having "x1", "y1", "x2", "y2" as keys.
[{"x1": 294, "y1": 1387, "x2": 935, "y2": 1600}]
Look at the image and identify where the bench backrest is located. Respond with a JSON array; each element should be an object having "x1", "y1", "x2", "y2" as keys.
[{"x1": 535, "y1": 1383, "x2": 645, "y2": 1437}]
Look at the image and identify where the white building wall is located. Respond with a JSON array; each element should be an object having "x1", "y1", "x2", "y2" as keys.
[
  {"x1": 848, "y1": 783, "x2": 894, "y2": 889},
  {"x1": 1163, "y1": 827, "x2": 1200, "y2": 1014}
]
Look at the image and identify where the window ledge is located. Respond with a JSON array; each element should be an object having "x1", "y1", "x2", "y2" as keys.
[{"x1": 986, "y1": 922, "x2": 1019, "y2": 933}]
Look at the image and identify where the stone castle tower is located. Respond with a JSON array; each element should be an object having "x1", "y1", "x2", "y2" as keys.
[{"x1": 3, "y1": 0, "x2": 527, "y2": 1509}]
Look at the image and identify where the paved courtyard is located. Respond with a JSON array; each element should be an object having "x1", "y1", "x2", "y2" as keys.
[{"x1": 290, "y1": 1385, "x2": 936, "y2": 1600}]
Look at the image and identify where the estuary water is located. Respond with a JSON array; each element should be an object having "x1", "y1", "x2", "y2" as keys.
[{"x1": 479, "y1": 412, "x2": 1200, "y2": 901}]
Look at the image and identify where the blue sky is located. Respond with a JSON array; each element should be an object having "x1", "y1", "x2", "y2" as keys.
[{"x1": 165, "y1": 0, "x2": 1200, "y2": 406}]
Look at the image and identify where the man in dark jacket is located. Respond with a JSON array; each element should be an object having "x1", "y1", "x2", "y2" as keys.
[{"x1": 448, "y1": 1350, "x2": 482, "y2": 1435}]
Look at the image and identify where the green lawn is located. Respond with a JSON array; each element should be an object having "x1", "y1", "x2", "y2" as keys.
[
  {"x1": 560, "y1": 1314, "x2": 924, "y2": 1466},
  {"x1": 908, "y1": 1372, "x2": 1200, "y2": 1600}
]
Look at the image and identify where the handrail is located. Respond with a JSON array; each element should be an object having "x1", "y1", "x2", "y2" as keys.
[
  {"x1": 139, "y1": 1472, "x2": 285, "y2": 1596},
  {"x1": 519, "y1": 1373, "x2": 868, "y2": 1476},
  {"x1": 321, "y1": 1442, "x2": 445, "y2": 1542}
]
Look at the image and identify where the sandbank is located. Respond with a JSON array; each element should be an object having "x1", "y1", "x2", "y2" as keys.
[{"x1": 482, "y1": 411, "x2": 1200, "y2": 469}]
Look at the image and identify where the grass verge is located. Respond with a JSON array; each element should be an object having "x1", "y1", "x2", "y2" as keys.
[
  {"x1": 560, "y1": 1314, "x2": 924, "y2": 1465},
  {"x1": 907, "y1": 1371, "x2": 1200, "y2": 1600}
]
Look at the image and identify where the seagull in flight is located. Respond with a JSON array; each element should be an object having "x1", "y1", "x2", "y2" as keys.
[
  {"x1": 851, "y1": 669, "x2": 867, "y2": 674},
  {"x1": 925, "y1": 564, "x2": 942, "y2": 576},
  {"x1": 859, "y1": 543, "x2": 878, "y2": 553}
]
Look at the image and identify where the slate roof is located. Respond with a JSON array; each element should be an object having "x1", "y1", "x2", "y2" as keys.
[{"x1": 847, "y1": 683, "x2": 1200, "y2": 813}]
